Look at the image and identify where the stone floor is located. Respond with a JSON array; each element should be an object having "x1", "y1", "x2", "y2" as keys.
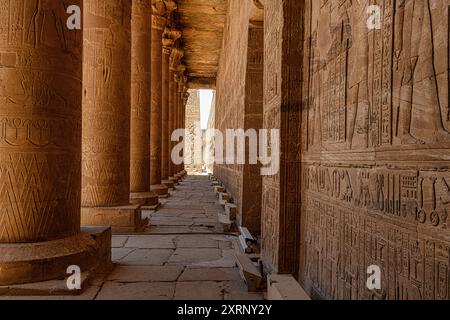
[{"x1": 2, "y1": 175, "x2": 264, "y2": 300}]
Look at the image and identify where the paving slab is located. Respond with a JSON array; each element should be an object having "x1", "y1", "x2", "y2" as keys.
[
  {"x1": 118, "y1": 249, "x2": 174, "y2": 266},
  {"x1": 96, "y1": 282, "x2": 175, "y2": 300},
  {"x1": 107, "y1": 266, "x2": 184, "y2": 282}
]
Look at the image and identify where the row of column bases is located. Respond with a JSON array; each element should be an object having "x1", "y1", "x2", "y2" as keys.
[{"x1": 0, "y1": 0, "x2": 187, "y2": 286}]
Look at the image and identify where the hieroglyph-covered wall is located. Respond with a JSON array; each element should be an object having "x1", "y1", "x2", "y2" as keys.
[
  {"x1": 185, "y1": 89, "x2": 202, "y2": 172},
  {"x1": 300, "y1": 0, "x2": 450, "y2": 300}
]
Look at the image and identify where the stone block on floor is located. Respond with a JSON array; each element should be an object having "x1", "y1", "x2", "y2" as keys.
[{"x1": 81, "y1": 205, "x2": 146, "y2": 233}]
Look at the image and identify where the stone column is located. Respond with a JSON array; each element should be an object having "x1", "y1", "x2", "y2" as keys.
[
  {"x1": 177, "y1": 74, "x2": 188, "y2": 176},
  {"x1": 82, "y1": 0, "x2": 143, "y2": 232},
  {"x1": 150, "y1": 4, "x2": 169, "y2": 197},
  {"x1": 130, "y1": 0, "x2": 159, "y2": 208},
  {"x1": 181, "y1": 89, "x2": 190, "y2": 176},
  {"x1": 169, "y1": 47, "x2": 184, "y2": 184},
  {"x1": 168, "y1": 68, "x2": 176, "y2": 182},
  {"x1": 173, "y1": 72, "x2": 182, "y2": 178},
  {"x1": 161, "y1": 33, "x2": 175, "y2": 189},
  {"x1": 0, "y1": 0, "x2": 110, "y2": 286}
]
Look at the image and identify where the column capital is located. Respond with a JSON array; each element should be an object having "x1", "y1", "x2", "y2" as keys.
[
  {"x1": 162, "y1": 37, "x2": 174, "y2": 55},
  {"x1": 152, "y1": 0, "x2": 177, "y2": 17},
  {"x1": 170, "y1": 48, "x2": 185, "y2": 71},
  {"x1": 152, "y1": 14, "x2": 167, "y2": 30},
  {"x1": 167, "y1": 28, "x2": 182, "y2": 44},
  {"x1": 250, "y1": 0, "x2": 264, "y2": 23},
  {"x1": 253, "y1": 0, "x2": 264, "y2": 9},
  {"x1": 174, "y1": 66, "x2": 187, "y2": 80},
  {"x1": 177, "y1": 74, "x2": 188, "y2": 92}
]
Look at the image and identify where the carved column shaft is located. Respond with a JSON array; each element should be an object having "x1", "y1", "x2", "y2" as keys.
[
  {"x1": 131, "y1": 0, "x2": 152, "y2": 193},
  {"x1": 161, "y1": 37, "x2": 173, "y2": 182},
  {"x1": 177, "y1": 79, "x2": 185, "y2": 173},
  {"x1": 172, "y1": 72, "x2": 180, "y2": 175},
  {"x1": 181, "y1": 89, "x2": 188, "y2": 173},
  {"x1": 82, "y1": 0, "x2": 132, "y2": 207},
  {"x1": 180, "y1": 75, "x2": 189, "y2": 173},
  {"x1": 168, "y1": 69, "x2": 175, "y2": 178},
  {"x1": 0, "y1": 0, "x2": 83, "y2": 243},
  {"x1": 0, "y1": 0, "x2": 110, "y2": 286},
  {"x1": 150, "y1": 14, "x2": 166, "y2": 187}
]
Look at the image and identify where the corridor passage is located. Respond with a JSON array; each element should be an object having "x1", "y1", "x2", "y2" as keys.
[{"x1": 2, "y1": 175, "x2": 263, "y2": 300}]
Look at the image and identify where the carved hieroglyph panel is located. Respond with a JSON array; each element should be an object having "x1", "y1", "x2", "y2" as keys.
[
  {"x1": 185, "y1": 90, "x2": 201, "y2": 171},
  {"x1": 82, "y1": 0, "x2": 132, "y2": 207},
  {"x1": 301, "y1": 0, "x2": 450, "y2": 300},
  {"x1": 150, "y1": 13, "x2": 166, "y2": 185},
  {"x1": 261, "y1": 0, "x2": 303, "y2": 275},
  {"x1": 130, "y1": 0, "x2": 151, "y2": 193},
  {"x1": 0, "y1": 0, "x2": 83, "y2": 243},
  {"x1": 242, "y1": 25, "x2": 264, "y2": 235}
]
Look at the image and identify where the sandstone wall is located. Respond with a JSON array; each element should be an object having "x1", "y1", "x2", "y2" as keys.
[
  {"x1": 300, "y1": 0, "x2": 450, "y2": 300},
  {"x1": 205, "y1": 92, "x2": 216, "y2": 173},
  {"x1": 261, "y1": 0, "x2": 303, "y2": 275},
  {"x1": 185, "y1": 89, "x2": 201, "y2": 172}
]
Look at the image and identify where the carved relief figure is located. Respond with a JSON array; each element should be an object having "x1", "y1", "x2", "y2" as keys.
[
  {"x1": 396, "y1": 0, "x2": 450, "y2": 144},
  {"x1": 348, "y1": 0, "x2": 370, "y2": 149}
]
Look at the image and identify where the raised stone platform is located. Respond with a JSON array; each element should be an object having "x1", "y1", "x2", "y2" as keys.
[
  {"x1": 81, "y1": 205, "x2": 146, "y2": 233},
  {"x1": 130, "y1": 192, "x2": 159, "y2": 206},
  {"x1": 169, "y1": 176, "x2": 180, "y2": 184},
  {"x1": 268, "y1": 274, "x2": 310, "y2": 300},
  {"x1": 0, "y1": 227, "x2": 112, "y2": 292},
  {"x1": 162, "y1": 179, "x2": 176, "y2": 189},
  {"x1": 151, "y1": 184, "x2": 170, "y2": 197}
]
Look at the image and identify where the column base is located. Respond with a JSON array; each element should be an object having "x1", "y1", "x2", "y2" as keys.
[
  {"x1": 130, "y1": 192, "x2": 159, "y2": 206},
  {"x1": 81, "y1": 205, "x2": 147, "y2": 233},
  {"x1": 151, "y1": 184, "x2": 169, "y2": 198},
  {"x1": 162, "y1": 179, "x2": 175, "y2": 189},
  {"x1": 169, "y1": 176, "x2": 180, "y2": 185},
  {"x1": 0, "y1": 227, "x2": 112, "y2": 288}
]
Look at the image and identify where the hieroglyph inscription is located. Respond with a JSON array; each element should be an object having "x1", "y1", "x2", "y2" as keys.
[{"x1": 301, "y1": 0, "x2": 450, "y2": 300}]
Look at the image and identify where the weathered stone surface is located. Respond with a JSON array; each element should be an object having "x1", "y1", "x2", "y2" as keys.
[
  {"x1": 178, "y1": 268, "x2": 241, "y2": 282},
  {"x1": 112, "y1": 248, "x2": 135, "y2": 262},
  {"x1": 0, "y1": 0, "x2": 113, "y2": 286},
  {"x1": 259, "y1": 0, "x2": 302, "y2": 277},
  {"x1": 213, "y1": 0, "x2": 264, "y2": 238},
  {"x1": 129, "y1": 0, "x2": 163, "y2": 209},
  {"x1": 176, "y1": 0, "x2": 228, "y2": 87},
  {"x1": 96, "y1": 282, "x2": 175, "y2": 300},
  {"x1": 175, "y1": 235, "x2": 219, "y2": 248},
  {"x1": 130, "y1": 0, "x2": 152, "y2": 195},
  {"x1": 168, "y1": 248, "x2": 222, "y2": 265},
  {"x1": 124, "y1": 235, "x2": 176, "y2": 249},
  {"x1": 161, "y1": 32, "x2": 174, "y2": 182},
  {"x1": 81, "y1": 205, "x2": 144, "y2": 233},
  {"x1": 150, "y1": 5, "x2": 169, "y2": 192},
  {"x1": 174, "y1": 281, "x2": 223, "y2": 300},
  {"x1": 0, "y1": 0, "x2": 83, "y2": 245},
  {"x1": 82, "y1": 0, "x2": 132, "y2": 207},
  {"x1": 108, "y1": 265, "x2": 183, "y2": 282},
  {"x1": 112, "y1": 236, "x2": 129, "y2": 248},
  {"x1": 185, "y1": 90, "x2": 202, "y2": 172},
  {"x1": 118, "y1": 249, "x2": 174, "y2": 266},
  {"x1": 296, "y1": 0, "x2": 450, "y2": 300}
]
